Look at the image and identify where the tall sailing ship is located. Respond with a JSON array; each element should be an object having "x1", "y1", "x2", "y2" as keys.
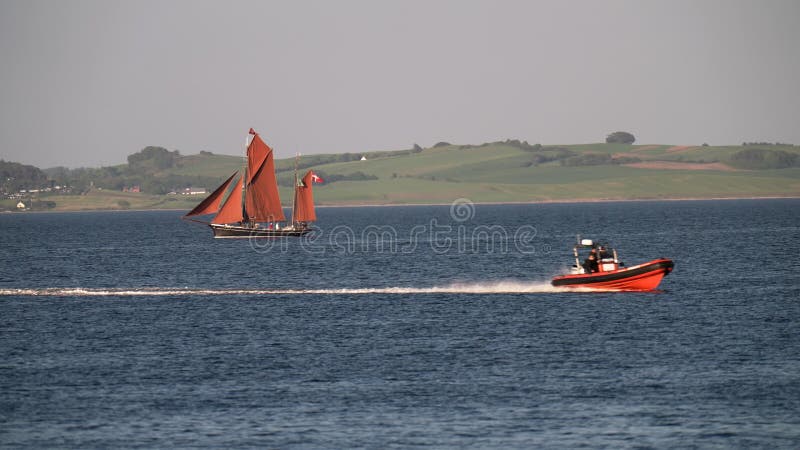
[{"x1": 183, "y1": 128, "x2": 322, "y2": 238}]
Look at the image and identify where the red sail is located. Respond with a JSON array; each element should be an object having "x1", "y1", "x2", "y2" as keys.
[
  {"x1": 184, "y1": 172, "x2": 238, "y2": 217},
  {"x1": 245, "y1": 131, "x2": 285, "y2": 222},
  {"x1": 247, "y1": 132, "x2": 269, "y2": 184},
  {"x1": 293, "y1": 170, "x2": 317, "y2": 223},
  {"x1": 212, "y1": 176, "x2": 244, "y2": 224}
]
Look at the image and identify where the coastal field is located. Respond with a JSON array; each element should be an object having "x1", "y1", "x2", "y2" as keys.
[
  {"x1": 303, "y1": 143, "x2": 800, "y2": 204},
  {"x1": 8, "y1": 142, "x2": 800, "y2": 211}
]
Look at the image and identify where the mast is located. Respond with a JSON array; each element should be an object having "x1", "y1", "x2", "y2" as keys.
[
  {"x1": 291, "y1": 153, "x2": 299, "y2": 228},
  {"x1": 242, "y1": 133, "x2": 250, "y2": 225}
]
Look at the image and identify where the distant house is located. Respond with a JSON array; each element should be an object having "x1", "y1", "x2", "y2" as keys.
[
  {"x1": 122, "y1": 185, "x2": 141, "y2": 193},
  {"x1": 182, "y1": 187, "x2": 207, "y2": 195},
  {"x1": 16, "y1": 201, "x2": 26, "y2": 210},
  {"x1": 360, "y1": 156, "x2": 367, "y2": 161}
]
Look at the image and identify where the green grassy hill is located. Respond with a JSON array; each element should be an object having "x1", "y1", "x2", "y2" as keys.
[
  {"x1": 169, "y1": 153, "x2": 244, "y2": 177},
  {"x1": 13, "y1": 141, "x2": 800, "y2": 211},
  {"x1": 287, "y1": 142, "x2": 800, "y2": 205}
]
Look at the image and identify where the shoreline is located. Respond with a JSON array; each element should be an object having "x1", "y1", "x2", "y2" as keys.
[
  {"x1": 5, "y1": 195, "x2": 799, "y2": 214},
  {"x1": 315, "y1": 195, "x2": 800, "y2": 208}
]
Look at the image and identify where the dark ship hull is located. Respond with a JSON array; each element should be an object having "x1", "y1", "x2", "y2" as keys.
[{"x1": 210, "y1": 223, "x2": 311, "y2": 238}]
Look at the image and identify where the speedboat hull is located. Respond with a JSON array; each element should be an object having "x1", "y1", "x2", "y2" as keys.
[
  {"x1": 552, "y1": 258, "x2": 674, "y2": 291},
  {"x1": 210, "y1": 224, "x2": 311, "y2": 238}
]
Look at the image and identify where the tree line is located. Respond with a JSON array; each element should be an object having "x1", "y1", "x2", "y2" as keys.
[
  {"x1": 729, "y1": 148, "x2": 799, "y2": 170},
  {"x1": 44, "y1": 147, "x2": 219, "y2": 194},
  {"x1": 0, "y1": 160, "x2": 50, "y2": 193}
]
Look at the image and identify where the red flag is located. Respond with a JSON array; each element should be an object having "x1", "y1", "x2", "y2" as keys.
[
  {"x1": 311, "y1": 172, "x2": 324, "y2": 183},
  {"x1": 249, "y1": 128, "x2": 257, "y2": 135}
]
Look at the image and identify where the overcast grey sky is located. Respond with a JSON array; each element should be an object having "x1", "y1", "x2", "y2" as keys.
[{"x1": 1, "y1": 0, "x2": 798, "y2": 168}]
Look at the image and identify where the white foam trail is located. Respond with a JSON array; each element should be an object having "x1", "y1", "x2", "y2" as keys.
[{"x1": 0, "y1": 281, "x2": 590, "y2": 297}]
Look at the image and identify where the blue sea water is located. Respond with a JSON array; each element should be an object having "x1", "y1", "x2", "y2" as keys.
[{"x1": 1, "y1": 199, "x2": 799, "y2": 448}]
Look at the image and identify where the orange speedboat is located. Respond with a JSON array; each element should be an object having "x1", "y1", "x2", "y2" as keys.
[{"x1": 551, "y1": 238, "x2": 674, "y2": 291}]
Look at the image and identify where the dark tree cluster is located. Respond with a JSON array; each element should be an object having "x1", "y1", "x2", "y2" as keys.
[
  {"x1": 503, "y1": 139, "x2": 542, "y2": 152},
  {"x1": 127, "y1": 146, "x2": 181, "y2": 172},
  {"x1": 729, "y1": 148, "x2": 799, "y2": 170},
  {"x1": 606, "y1": 131, "x2": 636, "y2": 144},
  {"x1": 0, "y1": 160, "x2": 49, "y2": 192},
  {"x1": 560, "y1": 153, "x2": 640, "y2": 167},
  {"x1": 742, "y1": 142, "x2": 795, "y2": 147}
]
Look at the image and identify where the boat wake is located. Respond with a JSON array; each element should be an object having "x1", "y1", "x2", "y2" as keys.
[{"x1": 0, "y1": 281, "x2": 588, "y2": 297}]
